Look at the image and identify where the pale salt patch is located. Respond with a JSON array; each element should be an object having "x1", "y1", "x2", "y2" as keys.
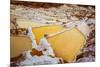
[
  {"x1": 65, "y1": 22, "x2": 76, "y2": 28},
  {"x1": 77, "y1": 20, "x2": 91, "y2": 37},
  {"x1": 86, "y1": 18, "x2": 95, "y2": 24},
  {"x1": 22, "y1": 50, "x2": 33, "y2": 59},
  {"x1": 27, "y1": 27, "x2": 37, "y2": 48},
  {"x1": 27, "y1": 26, "x2": 35, "y2": 40},
  {"x1": 18, "y1": 50, "x2": 62, "y2": 65},
  {"x1": 39, "y1": 37, "x2": 55, "y2": 56}
]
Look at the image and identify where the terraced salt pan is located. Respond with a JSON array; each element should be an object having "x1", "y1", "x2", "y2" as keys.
[{"x1": 10, "y1": 36, "x2": 32, "y2": 58}]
